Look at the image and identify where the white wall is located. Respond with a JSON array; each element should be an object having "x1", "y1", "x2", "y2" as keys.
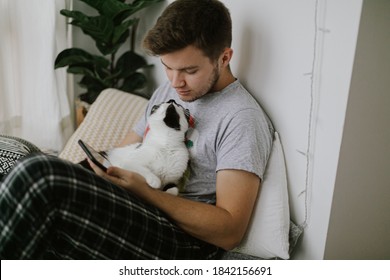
[{"x1": 144, "y1": 0, "x2": 363, "y2": 259}]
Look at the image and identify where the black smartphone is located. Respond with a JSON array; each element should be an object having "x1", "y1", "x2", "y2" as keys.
[{"x1": 78, "y1": 140, "x2": 111, "y2": 172}]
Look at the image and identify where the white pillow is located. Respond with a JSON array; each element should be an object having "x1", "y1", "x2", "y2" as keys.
[{"x1": 233, "y1": 131, "x2": 290, "y2": 259}]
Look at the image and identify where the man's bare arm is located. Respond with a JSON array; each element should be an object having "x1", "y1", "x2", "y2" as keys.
[
  {"x1": 156, "y1": 169, "x2": 260, "y2": 249},
  {"x1": 118, "y1": 130, "x2": 143, "y2": 147}
]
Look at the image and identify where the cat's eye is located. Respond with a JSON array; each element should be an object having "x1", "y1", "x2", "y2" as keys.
[{"x1": 151, "y1": 105, "x2": 160, "y2": 114}]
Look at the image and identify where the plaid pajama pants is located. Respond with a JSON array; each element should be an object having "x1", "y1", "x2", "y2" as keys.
[{"x1": 0, "y1": 154, "x2": 220, "y2": 259}]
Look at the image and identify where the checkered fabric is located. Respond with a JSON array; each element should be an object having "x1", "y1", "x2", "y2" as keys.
[{"x1": 0, "y1": 154, "x2": 220, "y2": 259}]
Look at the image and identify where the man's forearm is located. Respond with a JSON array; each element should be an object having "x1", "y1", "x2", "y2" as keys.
[
  {"x1": 118, "y1": 130, "x2": 143, "y2": 147},
  {"x1": 137, "y1": 186, "x2": 242, "y2": 250}
]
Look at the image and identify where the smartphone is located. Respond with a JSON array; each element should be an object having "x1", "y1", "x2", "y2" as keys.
[{"x1": 78, "y1": 140, "x2": 111, "y2": 172}]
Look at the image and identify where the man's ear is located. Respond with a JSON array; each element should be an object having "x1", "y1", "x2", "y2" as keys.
[{"x1": 220, "y1": 48, "x2": 233, "y2": 67}]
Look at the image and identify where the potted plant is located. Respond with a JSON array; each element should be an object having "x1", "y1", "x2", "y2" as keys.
[{"x1": 55, "y1": 0, "x2": 163, "y2": 106}]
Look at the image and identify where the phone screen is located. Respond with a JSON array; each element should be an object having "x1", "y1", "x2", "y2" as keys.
[{"x1": 78, "y1": 140, "x2": 111, "y2": 172}]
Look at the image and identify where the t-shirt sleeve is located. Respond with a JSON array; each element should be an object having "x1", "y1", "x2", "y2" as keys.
[
  {"x1": 216, "y1": 108, "x2": 273, "y2": 181},
  {"x1": 133, "y1": 110, "x2": 147, "y2": 138}
]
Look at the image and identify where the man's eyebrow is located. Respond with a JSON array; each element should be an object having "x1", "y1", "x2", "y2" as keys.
[{"x1": 160, "y1": 59, "x2": 198, "y2": 71}]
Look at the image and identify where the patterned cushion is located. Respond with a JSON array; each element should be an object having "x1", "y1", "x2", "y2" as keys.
[
  {"x1": 59, "y1": 88, "x2": 148, "y2": 163},
  {"x1": 0, "y1": 135, "x2": 41, "y2": 176}
]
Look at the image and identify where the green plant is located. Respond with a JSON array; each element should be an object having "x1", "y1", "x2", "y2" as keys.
[{"x1": 55, "y1": 0, "x2": 163, "y2": 104}]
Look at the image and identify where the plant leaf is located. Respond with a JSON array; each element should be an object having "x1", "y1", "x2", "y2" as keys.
[
  {"x1": 79, "y1": 90, "x2": 102, "y2": 104},
  {"x1": 115, "y1": 51, "x2": 148, "y2": 78},
  {"x1": 79, "y1": 76, "x2": 109, "y2": 91},
  {"x1": 79, "y1": 0, "x2": 131, "y2": 19},
  {"x1": 66, "y1": 65, "x2": 96, "y2": 77},
  {"x1": 54, "y1": 48, "x2": 110, "y2": 69},
  {"x1": 60, "y1": 10, "x2": 115, "y2": 48},
  {"x1": 120, "y1": 72, "x2": 147, "y2": 92},
  {"x1": 117, "y1": 0, "x2": 164, "y2": 21},
  {"x1": 55, "y1": 48, "x2": 112, "y2": 88},
  {"x1": 60, "y1": 9, "x2": 88, "y2": 20},
  {"x1": 75, "y1": 16, "x2": 114, "y2": 45},
  {"x1": 112, "y1": 18, "x2": 137, "y2": 45}
]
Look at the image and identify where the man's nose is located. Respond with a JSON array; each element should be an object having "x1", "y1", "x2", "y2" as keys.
[{"x1": 171, "y1": 71, "x2": 185, "y2": 88}]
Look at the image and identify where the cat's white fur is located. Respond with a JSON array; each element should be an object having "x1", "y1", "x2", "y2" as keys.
[{"x1": 107, "y1": 101, "x2": 190, "y2": 195}]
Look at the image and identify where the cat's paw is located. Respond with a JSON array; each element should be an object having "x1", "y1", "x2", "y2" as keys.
[
  {"x1": 146, "y1": 175, "x2": 161, "y2": 189},
  {"x1": 165, "y1": 187, "x2": 178, "y2": 196}
]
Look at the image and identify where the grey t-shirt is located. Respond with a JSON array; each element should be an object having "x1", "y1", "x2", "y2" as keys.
[{"x1": 133, "y1": 80, "x2": 274, "y2": 204}]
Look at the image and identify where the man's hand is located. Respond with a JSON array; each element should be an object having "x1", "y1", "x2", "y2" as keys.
[{"x1": 87, "y1": 159, "x2": 151, "y2": 195}]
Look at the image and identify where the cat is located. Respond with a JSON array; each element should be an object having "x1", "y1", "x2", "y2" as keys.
[{"x1": 106, "y1": 99, "x2": 191, "y2": 195}]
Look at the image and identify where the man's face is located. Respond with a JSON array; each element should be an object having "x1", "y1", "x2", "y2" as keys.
[{"x1": 160, "y1": 45, "x2": 220, "y2": 102}]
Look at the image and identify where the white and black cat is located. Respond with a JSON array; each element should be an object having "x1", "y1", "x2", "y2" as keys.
[{"x1": 107, "y1": 99, "x2": 191, "y2": 195}]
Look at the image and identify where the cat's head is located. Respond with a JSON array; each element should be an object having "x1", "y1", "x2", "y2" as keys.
[{"x1": 146, "y1": 100, "x2": 191, "y2": 139}]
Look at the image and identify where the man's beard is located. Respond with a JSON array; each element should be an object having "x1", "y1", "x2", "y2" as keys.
[{"x1": 185, "y1": 64, "x2": 220, "y2": 103}]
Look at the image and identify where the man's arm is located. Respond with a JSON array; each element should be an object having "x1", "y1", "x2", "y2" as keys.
[
  {"x1": 164, "y1": 169, "x2": 260, "y2": 249},
  {"x1": 89, "y1": 160, "x2": 260, "y2": 250},
  {"x1": 118, "y1": 130, "x2": 143, "y2": 147}
]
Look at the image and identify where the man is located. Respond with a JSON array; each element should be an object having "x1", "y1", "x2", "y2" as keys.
[{"x1": 0, "y1": 0, "x2": 273, "y2": 259}]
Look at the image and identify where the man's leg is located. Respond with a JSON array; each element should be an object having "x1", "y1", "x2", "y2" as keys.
[{"x1": 0, "y1": 154, "x2": 219, "y2": 259}]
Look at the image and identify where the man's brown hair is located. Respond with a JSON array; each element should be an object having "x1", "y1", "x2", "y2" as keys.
[{"x1": 143, "y1": 0, "x2": 232, "y2": 61}]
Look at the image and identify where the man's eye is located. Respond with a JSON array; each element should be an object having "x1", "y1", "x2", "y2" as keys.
[{"x1": 186, "y1": 70, "x2": 197, "y2": 74}]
